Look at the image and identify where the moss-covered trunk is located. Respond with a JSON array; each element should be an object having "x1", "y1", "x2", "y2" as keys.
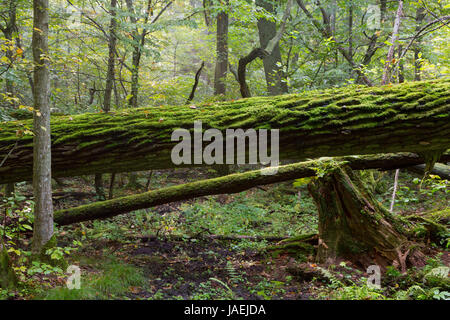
[
  {"x1": 0, "y1": 80, "x2": 449, "y2": 184},
  {"x1": 0, "y1": 244, "x2": 17, "y2": 289},
  {"x1": 308, "y1": 165, "x2": 425, "y2": 270}
]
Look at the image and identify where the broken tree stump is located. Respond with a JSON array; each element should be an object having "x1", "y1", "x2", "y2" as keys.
[{"x1": 308, "y1": 165, "x2": 425, "y2": 271}]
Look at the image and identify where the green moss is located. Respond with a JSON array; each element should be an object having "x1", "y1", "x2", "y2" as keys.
[
  {"x1": 1, "y1": 79, "x2": 449, "y2": 183},
  {"x1": 32, "y1": 235, "x2": 68, "y2": 269},
  {"x1": 0, "y1": 247, "x2": 17, "y2": 290}
]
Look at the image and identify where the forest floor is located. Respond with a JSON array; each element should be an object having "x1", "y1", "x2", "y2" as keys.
[{"x1": 1, "y1": 167, "x2": 449, "y2": 300}]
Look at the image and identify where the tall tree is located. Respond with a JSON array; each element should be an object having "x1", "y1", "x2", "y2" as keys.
[
  {"x1": 0, "y1": 0, "x2": 18, "y2": 108},
  {"x1": 125, "y1": 0, "x2": 173, "y2": 108},
  {"x1": 213, "y1": 0, "x2": 229, "y2": 95},
  {"x1": 0, "y1": 0, "x2": 18, "y2": 197},
  {"x1": 256, "y1": 0, "x2": 289, "y2": 95},
  {"x1": 31, "y1": 0, "x2": 53, "y2": 253},
  {"x1": 238, "y1": 0, "x2": 293, "y2": 98},
  {"x1": 414, "y1": 7, "x2": 426, "y2": 81},
  {"x1": 382, "y1": 0, "x2": 404, "y2": 85},
  {"x1": 94, "y1": 0, "x2": 119, "y2": 202},
  {"x1": 103, "y1": 0, "x2": 118, "y2": 113}
]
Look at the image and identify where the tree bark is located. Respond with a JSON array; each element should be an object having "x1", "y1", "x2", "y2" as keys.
[
  {"x1": 238, "y1": 48, "x2": 267, "y2": 98},
  {"x1": 256, "y1": 0, "x2": 289, "y2": 95},
  {"x1": 414, "y1": 8, "x2": 426, "y2": 81},
  {"x1": 31, "y1": 0, "x2": 54, "y2": 253},
  {"x1": 103, "y1": 0, "x2": 118, "y2": 113},
  {"x1": 214, "y1": 2, "x2": 229, "y2": 95},
  {"x1": 382, "y1": 0, "x2": 404, "y2": 85},
  {"x1": 308, "y1": 165, "x2": 425, "y2": 269},
  {"x1": 53, "y1": 152, "x2": 450, "y2": 226},
  {"x1": 0, "y1": 0, "x2": 18, "y2": 109},
  {"x1": 187, "y1": 61, "x2": 205, "y2": 103},
  {"x1": 0, "y1": 80, "x2": 449, "y2": 184},
  {"x1": 0, "y1": 243, "x2": 17, "y2": 289},
  {"x1": 94, "y1": 173, "x2": 106, "y2": 201},
  {"x1": 238, "y1": 0, "x2": 292, "y2": 98}
]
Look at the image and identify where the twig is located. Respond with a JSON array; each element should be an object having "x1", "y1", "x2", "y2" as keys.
[{"x1": 0, "y1": 140, "x2": 18, "y2": 168}]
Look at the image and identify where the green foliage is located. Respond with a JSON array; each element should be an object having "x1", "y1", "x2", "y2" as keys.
[
  {"x1": 328, "y1": 283, "x2": 387, "y2": 300},
  {"x1": 42, "y1": 259, "x2": 146, "y2": 300}
]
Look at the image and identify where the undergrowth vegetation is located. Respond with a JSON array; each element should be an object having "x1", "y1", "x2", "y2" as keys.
[{"x1": 0, "y1": 167, "x2": 449, "y2": 300}]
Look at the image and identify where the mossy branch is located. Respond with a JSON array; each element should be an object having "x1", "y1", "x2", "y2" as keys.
[{"x1": 54, "y1": 152, "x2": 450, "y2": 226}]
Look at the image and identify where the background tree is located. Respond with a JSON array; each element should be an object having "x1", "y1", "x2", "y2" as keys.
[{"x1": 31, "y1": 0, "x2": 53, "y2": 254}]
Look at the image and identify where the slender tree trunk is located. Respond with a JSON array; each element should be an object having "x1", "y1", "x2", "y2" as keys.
[
  {"x1": 125, "y1": 0, "x2": 146, "y2": 108},
  {"x1": 382, "y1": 0, "x2": 404, "y2": 85},
  {"x1": 256, "y1": 0, "x2": 289, "y2": 95},
  {"x1": 31, "y1": 0, "x2": 54, "y2": 253},
  {"x1": 129, "y1": 49, "x2": 141, "y2": 108},
  {"x1": 398, "y1": 45, "x2": 405, "y2": 83},
  {"x1": 348, "y1": 1, "x2": 353, "y2": 59},
  {"x1": 187, "y1": 61, "x2": 205, "y2": 103},
  {"x1": 214, "y1": 1, "x2": 229, "y2": 95},
  {"x1": 109, "y1": 173, "x2": 116, "y2": 199},
  {"x1": 1, "y1": 0, "x2": 18, "y2": 109},
  {"x1": 239, "y1": 0, "x2": 292, "y2": 98},
  {"x1": 331, "y1": 0, "x2": 338, "y2": 67},
  {"x1": 414, "y1": 8, "x2": 426, "y2": 81},
  {"x1": 389, "y1": 169, "x2": 400, "y2": 212},
  {"x1": 4, "y1": 183, "x2": 14, "y2": 197},
  {"x1": 103, "y1": 0, "x2": 118, "y2": 113},
  {"x1": 95, "y1": 0, "x2": 118, "y2": 196},
  {"x1": 238, "y1": 48, "x2": 267, "y2": 98},
  {"x1": 94, "y1": 173, "x2": 106, "y2": 201}
]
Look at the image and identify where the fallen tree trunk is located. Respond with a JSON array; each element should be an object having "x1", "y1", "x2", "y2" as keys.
[
  {"x1": 408, "y1": 163, "x2": 450, "y2": 180},
  {"x1": 138, "y1": 234, "x2": 290, "y2": 242},
  {"x1": 54, "y1": 152, "x2": 450, "y2": 226},
  {"x1": 1, "y1": 80, "x2": 449, "y2": 184},
  {"x1": 308, "y1": 165, "x2": 426, "y2": 270}
]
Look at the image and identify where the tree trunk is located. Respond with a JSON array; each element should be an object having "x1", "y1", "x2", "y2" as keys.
[
  {"x1": 0, "y1": 243, "x2": 17, "y2": 289},
  {"x1": 187, "y1": 61, "x2": 205, "y2": 103},
  {"x1": 0, "y1": 80, "x2": 449, "y2": 183},
  {"x1": 4, "y1": 183, "x2": 14, "y2": 197},
  {"x1": 214, "y1": 2, "x2": 229, "y2": 95},
  {"x1": 1, "y1": 0, "x2": 18, "y2": 109},
  {"x1": 308, "y1": 165, "x2": 425, "y2": 270},
  {"x1": 125, "y1": 0, "x2": 151, "y2": 108},
  {"x1": 408, "y1": 163, "x2": 450, "y2": 180},
  {"x1": 53, "y1": 152, "x2": 450, "y2": 226},
  {"x1": 103, "y1": 0, "x2": 118, "y2": 113},
  {"x1": 256, "y1": 0, "x2": 289, "y2": 95},
  {"x1": 414, "y1": 8, "x2": 426, "y2": 81},
  {"x1": 31, "y1": 0, "x2": 54, "y2": 253},
  {"x1": 381, "y1": 0, "x2": 404, "y2": 85},
  {"x1": 238, "y1": 48, "x2": 267, "y2": 98},
  {"x1": 94, "y1": 173, "x2": 106, "y2": 201}
]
